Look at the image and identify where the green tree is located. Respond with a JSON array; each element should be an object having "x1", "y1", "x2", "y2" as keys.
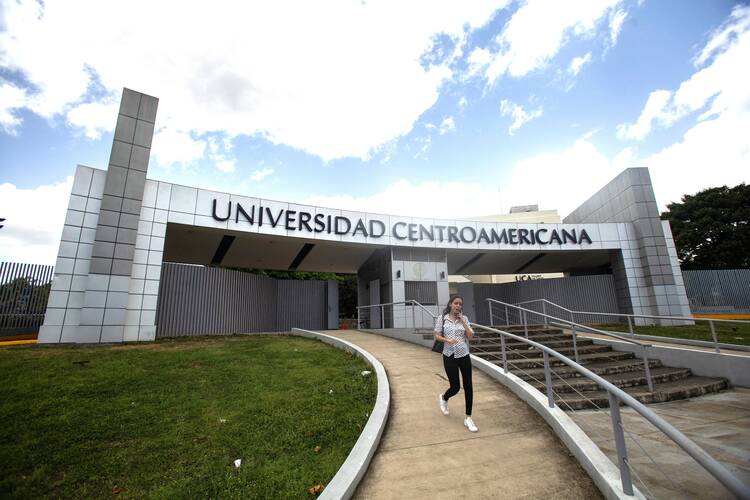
[{"x1": 661, "y1": 183, "x2": 749, "y2": 269}]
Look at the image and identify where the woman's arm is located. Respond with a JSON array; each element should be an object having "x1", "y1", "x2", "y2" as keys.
[
  {"x1": 461, "y1": 315, "x2": 474, "y2": 339},
  {"x1": 434, "y1": 316, "x2": 456, "y2": 344}
]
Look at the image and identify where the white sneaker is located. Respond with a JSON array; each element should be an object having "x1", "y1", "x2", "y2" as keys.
[
  {"x1": 464, "y1": 416, "x2": 478, "y2": 432},
  {"x1": 439, "y1": 394, "x2": 449, "y2": 416}
]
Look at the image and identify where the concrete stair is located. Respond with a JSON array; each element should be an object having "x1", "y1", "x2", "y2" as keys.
[{"x1": 434, "y1": 325, "x2": 728, "y2": 410}]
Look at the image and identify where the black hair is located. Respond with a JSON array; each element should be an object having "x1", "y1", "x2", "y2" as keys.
[{"x1": 442, "y1": 294, "x2": 464, "y2": 316}]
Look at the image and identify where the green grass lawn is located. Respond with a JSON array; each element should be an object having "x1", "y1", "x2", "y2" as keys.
[
  {"x1": 0, "y1": 335, "x2": 377, "y2": 499},
  {"x1": 598, "y1": 321, "x2": 750, "y2": 346}
]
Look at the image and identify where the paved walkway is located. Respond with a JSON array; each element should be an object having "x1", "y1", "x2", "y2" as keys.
[
  {"x1": 328, "y1": 330, "x2": 601, "y2": 499},
  {"x1": 571, "y1": 389, "x2": 750, "y2": 499}
]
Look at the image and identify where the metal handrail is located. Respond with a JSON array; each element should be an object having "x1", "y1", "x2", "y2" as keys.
[
  {"x1": 487, "y1": 298, "x2": 656, "y2": 392},
  {"x1": 514, "y1": 298, "x2": 750, "y2": 353},
  {"x1": 356, "y1": 300, "x2": 437, "y2": 331},
  {"x1": 488, "y1": 299, "x2": 652, "y2": 347},
  {"x1": 470, "y1": 321, "x2": 750, "y2": 499},
  {"x1": 516, "y1": 298, "x2": 574, "y2": 314},
  {"x1": 518, "y1": 298, "x2": 750, "y2": 324}
]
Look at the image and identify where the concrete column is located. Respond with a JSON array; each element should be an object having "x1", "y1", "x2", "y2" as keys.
[{"x1": 78, "y1": 88, "x2": 158, "y2": 342}]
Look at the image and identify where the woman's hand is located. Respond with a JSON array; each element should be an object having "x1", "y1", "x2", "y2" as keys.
[
  {"x1": 445, "y1": 337, "x2": 459, "y2": 345},
  {"x1": 461, "y1": 315, "x2": 474, "y2": 339}
]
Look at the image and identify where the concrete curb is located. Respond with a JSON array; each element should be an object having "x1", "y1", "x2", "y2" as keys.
[
  {"x1": 470, "y1": 355, "x2": 646, "y2": 500},
  {"x1": 290, "y1": 328, "x2": 390, "y2": 500},
  {"x1": 359, "y1": 328, "x2": 434, "y2": 349},
  {"x1": 355, "y1": 328, "x2": 644, "y2": 500}
]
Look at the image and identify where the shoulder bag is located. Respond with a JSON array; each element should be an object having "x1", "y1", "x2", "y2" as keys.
[{"x1": 431, "y1": 318, "x2": 445, "y2": 353}]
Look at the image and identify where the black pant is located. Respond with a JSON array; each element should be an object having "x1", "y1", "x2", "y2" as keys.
[{"x1": 442, "y1": 354, "x2": 473, "y2": 416}]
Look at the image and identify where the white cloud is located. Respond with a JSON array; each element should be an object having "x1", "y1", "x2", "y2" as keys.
[
  {"x1": 568, "y1": 52, "x2": 592, "y2": 77},
  {"x1": 458, "y1": 96, "x2": 468, "y2": 111},
  {"x1": 0, "y1": 0, "x2": 508, "y2": 161},
  {"x1": 499, "y1": 99, "x2": 542, "y2": 135},
  {"x1": 466, "y1": 47, "x2": 493, "y2": 78},
  {"x1": 250, "y1": 167, "x2": 275, "y2": 182},
  {"x1": 608, "y1": 8, "x2": 627, "y2": 47},
  {"x1": 215, "y1": 159, "x2": 236, "y2": 173},
  {"x1": 618, "y1": 5, "x2": 750, "y2": 141},
  {"x1": 0, "y1": 178, "x2": 73, "y2": 265},
  {"x1": 414, "y1": 135, "x2": 432, "y2": 159},
  {"x1": 150, "y1": 128, "x2": 207, "y2": 166},
  {"x1": 304, "y1": 179, "x2": 503, "y2": 219},
  {"x1": 303, "y1": 120, "x2": 745, "y2": 221},
  {"x1": 642, "y1": 108, "x2": 750, "y2": 210},
  {"x1": 693, "y1": 5, "x2": 750, "y2": 67},
  {"x1": 616, "y1": 89, "x2": 672, "y2": 140},
  {"x1": 439, "y1": 116, "x2": 456, "y2": 134},
  {"x1": 0, "y1": 82, "x2": 28, "y2": 134},
  {"x1": 500, "y1": 139, "x2": 623, "y2": 216},
  {"x1": 206, "y1": 136, "x2": 236, "y2": 173},
  {"x1": 473, "y1": 0, "x2": 622, "y2": 83},
  {"x1": 65, "y1": 99, "x2": 119, "y2": 139},
  {"x1": 302, "y1": 139, "x2": 632, "y2": 219}
]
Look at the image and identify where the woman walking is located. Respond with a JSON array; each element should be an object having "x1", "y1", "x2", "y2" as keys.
[{"x1": 435, "y1": 294, "x2": 478, "y2": 432}]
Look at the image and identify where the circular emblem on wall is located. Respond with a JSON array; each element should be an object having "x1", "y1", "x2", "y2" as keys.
[{"x1": 413, "y1": 262, "x2": 426, "y2": 279}]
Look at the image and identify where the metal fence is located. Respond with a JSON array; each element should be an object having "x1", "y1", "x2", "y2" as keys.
[
  {"x1": 472, "y1": 274, "x2": 620, "y2": 325},
  {"x1": 0, "y1": 262, "x2": 54, "y2": 336},
  {"x1": 683, "y1": 269, "x2": 750, "y2": 314},
  {"x1": 156, "y1": 263, "x2": 330, "y2": 337}
]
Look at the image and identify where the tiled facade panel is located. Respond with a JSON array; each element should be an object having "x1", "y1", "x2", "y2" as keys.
[
  {"x1": 38, "y1": 167, "x2": 106, "y2": 343},
  {"x1": 564, "y1": 168, "x2": 691, "y2": 323}
]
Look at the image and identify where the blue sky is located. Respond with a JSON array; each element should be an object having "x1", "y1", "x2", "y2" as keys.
[{"x1": 1, "y1": 0, "x2": 749, "y2": 263}]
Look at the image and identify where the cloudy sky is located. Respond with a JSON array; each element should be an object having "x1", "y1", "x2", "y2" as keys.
[{"x1": 1, "y1": 0, "x2": 748, "y2": 264}]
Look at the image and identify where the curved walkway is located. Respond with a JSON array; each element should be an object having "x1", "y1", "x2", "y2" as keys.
[{"x1": 327, "y1": 330, "x2": 601, "y2": 499}]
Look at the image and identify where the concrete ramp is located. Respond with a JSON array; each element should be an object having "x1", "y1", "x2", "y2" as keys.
[{"x1": 328, "y1": 330, "x2": 601, "y2": 499}]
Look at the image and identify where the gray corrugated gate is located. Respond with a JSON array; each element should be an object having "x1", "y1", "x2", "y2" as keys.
[
  {"x1": 470, "y1": 274, "x2": 620, "y2": 325},
  {"x1": 683, "y1": 269, "x2": 750, "y2": 314},
  {"x1": 156, "y1": 263, "x2": 331, "y2": 337}
]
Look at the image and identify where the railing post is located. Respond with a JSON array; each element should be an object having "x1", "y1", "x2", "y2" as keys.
[
  {"x1": 523, "y1": 310, "x2": 528, "y2": 338},
  {"x1": 627, "y1": 316, "x2": 634, "y2": 338},
  {"x1": 642, "y1": 346, "x2": 654, "y2": 393},
  {"x1": 542, "y1": 351, "x2": 554, "y2": 408},
  {"x1": 607, "y1": 392, "x2": 634, "y2": 496},
  {"x1": 357, "y1": 307, "x2": 361, "y2": 331},
  {"x1": 504, "y1": 305, "x2": 509, "y2": 326},
  {"x1": 411, "y1": 301, "x2": 416, "y2": 333},
  {"x1": 571, "y1": 325, "x2": 579, "y2": 363},
  {"x1": 381, "y1": 305, "x2": 385, "y2": 329},
  {"x1": 489, "y1": 301, "x2": 494, "y2": 327},
  {"x1": 500, "y1": 333, "x2": 508, "y2": 373},
  {"x1": 542, "y1": 301, "x2": 548, "y2": 327},
  {"x1": 709, "y1": 320, "x2": 720, "y2": 354}
]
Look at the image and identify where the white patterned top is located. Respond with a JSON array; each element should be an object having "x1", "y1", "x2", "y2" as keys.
[{"x1": 434, "y1": 313, "x2": 471, "y2": 358}]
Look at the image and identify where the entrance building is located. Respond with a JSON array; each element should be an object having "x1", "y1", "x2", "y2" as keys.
[{"x1": 39, "y1": 89, "x2": 692, "y2": 343}]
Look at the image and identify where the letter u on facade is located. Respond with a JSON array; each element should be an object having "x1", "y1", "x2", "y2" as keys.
[{"x1": 212, "y1": 199, "x2": 231, "y2": 221}]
